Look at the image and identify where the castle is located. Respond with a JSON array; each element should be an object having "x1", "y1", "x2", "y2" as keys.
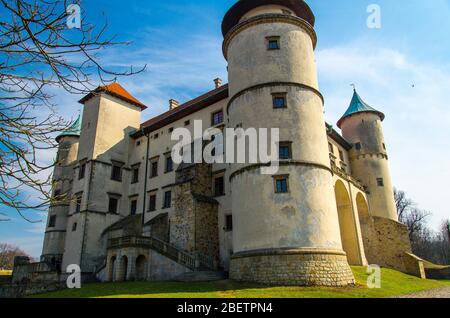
[{"x1": 39, "y1": 0, "x2": 425, "y2": 286}]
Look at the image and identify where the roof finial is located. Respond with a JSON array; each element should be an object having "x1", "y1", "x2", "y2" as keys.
[{"x1": 350, "y1": 83, "x2": 356, "y2": 92}]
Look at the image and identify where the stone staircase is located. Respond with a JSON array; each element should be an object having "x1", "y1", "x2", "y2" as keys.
[{"x1": 174, "y1": 271, "x2": 228, "y2": 282}]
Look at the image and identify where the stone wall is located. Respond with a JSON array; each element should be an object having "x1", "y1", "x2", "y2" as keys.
[{"x1": 230, "y1": 249, "x2": 355, "y2": 286}]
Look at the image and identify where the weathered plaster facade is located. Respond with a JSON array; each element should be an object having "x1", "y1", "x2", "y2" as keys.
[{"x1": 35, "y1": 0, "x2": 425, "y2": 286}]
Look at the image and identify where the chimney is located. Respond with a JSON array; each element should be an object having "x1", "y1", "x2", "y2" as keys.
[
  {"x1": 214, "y1": 78, "x2": 222, "y2": 89},
  {"x1": 169, "y1": 99, "x2": 180, "y2": 110}
]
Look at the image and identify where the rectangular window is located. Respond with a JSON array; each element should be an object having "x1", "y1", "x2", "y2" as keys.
[
  {"x1": 339, "y1": 150, "x2": 345, "y2": 161},
  {"x1": 272, "y1": 93, "x2": 287, "y2": 109},
  {"x1": 274, "y1": 175, "x2": 289, "y2": 193},
  {"x1": 267, "y1": 36, "x2": 280, "y2": 50},
  {"x1": 279, "y1": 142, "x2": 292, "y2": 160},
  {"x1": 131, "y1": 166, "x2": 139, "y2": 184},
  {"x1": 377, "y1": 178, "x2": 384, "y2": 187},
  {"x1": 212, "y1": 110, "x2": 224, "y2": 126},
  {"x1": 355, "y1": 142, "x2": 362, "y2": 151},
  {"x1": 214, "y1": 176, "x2": 225, "y2": 196},
  {"x1": 225, "y1": 215, "x2": 233, "y2": 232},
  {"x1": 184, "y1": 120, "x2": 190, "y2": 126},
  {"x1": 151, "y1": 160, "x2": 158, "y2": 178},
  {"x1": 328, "y1": 142, "x2": 334, "y2": 154},
  {"x1": 154, "y1": 133, "x2": 159, "y2": 140},
  {"x1": 165, "y1": 156, "x2": 173, "y2": 173},
  {"x1": 111, "y1": 165, "x2": 122, "y2": 182},
  {"x1": 78, "y1": 162, "x2": 86, "y2": 180},
  {"x1": 163, "y1": 191, "x2": 172, "y2": 209},
  {"x1": 75, "y1": 195, "x2": 82, "y2": 213},
  {"x1": 148, "y1": 194, "x2": 156, "y2": 212},
  {"x1": 48, "y1": 215, "x2": 56, "y2": 228},
  {"x1": 72, "y1": 222, "x2": 77, "y2": 232},
  {"x1": 108, "y1": 197, "x2": 119, "y2": 214},
  {"x1": 130, "y1": 199, "x2": 137, "y2": 215}
]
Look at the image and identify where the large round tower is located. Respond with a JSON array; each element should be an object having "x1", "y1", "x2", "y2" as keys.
[
  {"x1": 41, "y1": 116, "x2": 81, "y2": 266},
  {"x1": 337, "y1": 90, "x2": 398, "y2": 221},
  {"x1": 223, "y1": 0, "x2": 354, "y2": 286}
]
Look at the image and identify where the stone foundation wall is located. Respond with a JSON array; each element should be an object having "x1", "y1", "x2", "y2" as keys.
[{"x1": 230, "y1": 249, "x2": 355, "y2": 286}]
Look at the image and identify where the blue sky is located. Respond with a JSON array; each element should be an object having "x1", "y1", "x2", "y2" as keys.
[{"x1": 1, "y1": 0, "x2": 450, "y2": 257}]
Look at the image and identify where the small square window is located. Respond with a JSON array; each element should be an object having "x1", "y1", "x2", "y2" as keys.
[
  {"x1": 214, "y1": 176, "x2": 225, "y2": 197},
  {"x1": 48, "y1": 215, "x2": 56, "y2": 228},
  {"x1": 184, "y1": 120, "x2": 190, "y2": 126},
  {"x1": 165, "y1": 156, "x2": 173, "y2": 173},
  {"x1": 274, "y1": 176, "x2": 289, "y2": 193},
  {"x1": 163, "y1": 191, "x2": 172, "y2": 209},
  {"x1": 169, "y1": 127, "x2": 174, "y2": 133},
  {"x1": 111, "y1": 165, "x2": 122, "y2": 182},
  {"x1": 272, "y1": 93, "x2": 287, "y2": 109},
  {"x1": 377, "y1": 178, "x2": 384, "y2": 187},
  {"x1": 130, "y1": 199, "x2": 137, "y2": 215},
  {"x1": 225, "y1": 215, "x2": 233, "y2": 232},
  {"x1": 148, "y1": 194, "x2": 156, "y2": 212},
  {"x1": 355, "y1": 142, "x2": 362, "y2": 151},
  {"x1": 267, "y1": 37, "x2": 280, "y2": 50},
  {"x1": 78, "y1": 162, "x2": 86, "y2": 180},
  {"x1": 136, "y1": 140, "x2": 141, "y2": 147},
  {"x1": 279, "y1": 142, "x2": 292, "y2": 160},
  {"x1": 108, "y1": 197, "x2": 119, "y2": 214},
  {"x1": 212, "y1": 110, "x2": 224, "y2": 126}
]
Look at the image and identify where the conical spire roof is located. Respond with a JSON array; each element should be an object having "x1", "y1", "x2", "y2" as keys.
[
  {"x1": 337, "y1": 90, "x2": 385, "y2": 128},
  {"x1": 56, "y1": 114, "x2": 82, "y2": 142}
]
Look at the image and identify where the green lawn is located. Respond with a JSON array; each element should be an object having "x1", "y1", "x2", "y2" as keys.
[
  {"x1": 32, "y1": 266, "x2": 450, "y2": 298},
  {"x1": 0, "y1": 270, "x2": 12, "y2": 276}
]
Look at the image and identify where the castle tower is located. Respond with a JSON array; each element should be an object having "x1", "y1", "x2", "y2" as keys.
[
  {"x1": 61, "y1": 83, "x2": 147, "y2": 272},
  {"x1": 223, "y1": 0, "x2": 354, "y2": 286},
  {"x1": 337, "y1": 90, "x2": 398, "y2": 221},
  {"x1": 41, "y1": 116, "x2": 81, "y2": 266}
]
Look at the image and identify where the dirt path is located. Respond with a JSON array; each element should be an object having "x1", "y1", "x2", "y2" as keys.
[{"x1": 393, "y1": 287, "x2": 450, "y2": 298}]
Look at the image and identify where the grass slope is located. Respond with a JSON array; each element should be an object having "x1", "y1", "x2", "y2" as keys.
[{"x1": 32, "y1": 266, "x2": 450, "y2": 298}]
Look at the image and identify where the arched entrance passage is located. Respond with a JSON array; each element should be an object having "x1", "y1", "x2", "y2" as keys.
[
  {"x1": 335, "y1": 180, "x2": 360, "y2": 265},
  {"x1": 135, "y1": 255, "x2": 147, "y2": 281},
  {"x1": 117, "y1": 255, "x2": 128, "y2": 282},
  {"x1": 108, "y1": 255, "x2": 116, "y2": 282},
  {"x1": 356, "y1": 193, "x2": 369, "y2": 221}
]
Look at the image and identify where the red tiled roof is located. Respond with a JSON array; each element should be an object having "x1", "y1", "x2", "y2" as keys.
[
  {"x1": 134, "y1": 84, "x2": 229, "y2": 137},
  {"x1": 79, "y1": 83, "x2": 147, "y2": 110}
]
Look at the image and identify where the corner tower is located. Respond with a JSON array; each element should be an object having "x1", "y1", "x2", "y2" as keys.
[
  {"x1": 337, "y1": 90, "x2": 397, "y2": 221},
  {"x1": 223, "y1": 0, "x2": 354, "y2": 286}
]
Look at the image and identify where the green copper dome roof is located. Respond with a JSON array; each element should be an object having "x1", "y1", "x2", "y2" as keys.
[
  {"x1": 337, "y1": 90, "x2": 385, "y2": 128},
  {"x1": 56, "y1": 114, "x2": 81, "y2": 142}
]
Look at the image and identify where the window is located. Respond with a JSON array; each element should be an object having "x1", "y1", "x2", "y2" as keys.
[
  {"x1": 212, "y1": 110, "x2": 224, "y2": 126},
  {"x1": 169, "y1": 127, "x2": 174, "y2": 133},
  {"x1": 184, "y1": 120, "x2": 190, "y2": 126},
  {"x1": 136, "y1": 140, "x2": 141, "y2": 147},
  {"x1": 274, "y1": 175, "x2": 289, "y2": 193},
  {"x1": 154, "y1": 133, "x2": 159, "y2": 140},
  {"x1": 131, "y1": 166, "x2": 139, "y2": 184},
  {"x1": 328, "y1": 142, "x2": 334, "y2": 154},
  {"x1": 272, "y1": 93, "x2": 287, "y2": 109},
  {"x1": 163, "y1": 191, "x2": 172, "y2": 209},
  {"x1": 130, "y1": 199, "x2": 137, "y2": 215},
  {"x1": 377, "y1": 178, "x2": 384, "y2": 187},
  {"x1": 75, "y1": 195, "x2": 82, "y2": 213},
  {"x1": 150, "y1": 160, "x2": 158, "y2": 178},
  {"x1": 279, "y1": 142, "x2": 292, "y2": 160},
  {"x1": 339, "y1": 150, "x2": 345, "y2": 161},
  {"x1": 148, "y1": 194, "x2": 156, "y2": 212},
  {"x1": 108, "y1": 197, "x2": 119, "y2": 214},
  {"x1": 78, "y1": 162, "x2": 86, "y2": 180},
  {"x1": 383, "y1": 143, "x2": 386, "y2": 150},
  {"x1": 165, "y1": 156, "x2": 173, "y2": 173},
  {"x1": 225, "y1": 215, "x2": 233, "y2": 232},
  {"x1": 111, "y1": 165, "x2": 122, "y2": 182},
  {"x1": 72, "y1": 222, "x2": 77, "y2": 232},
  {"x1": 355, "y1": 142, "x2": 362, "y2": 151},
  {"x1": 214, "y1": 176, "x2": 225, "y2": 196},
  {"x1": 48, "y1": 215, "x2": 56, "y2": 228},
  {"x1": 267, "y1": 36, "x2": 280, "y2": 50}
]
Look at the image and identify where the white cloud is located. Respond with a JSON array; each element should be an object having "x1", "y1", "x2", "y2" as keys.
[{"x1": 317, "y1": 41, "x2": 450, "y2": 230}]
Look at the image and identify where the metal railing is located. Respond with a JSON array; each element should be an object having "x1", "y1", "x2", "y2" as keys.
[{"x1": 108, "y1": 236, "x2": 216, "y2": 271}]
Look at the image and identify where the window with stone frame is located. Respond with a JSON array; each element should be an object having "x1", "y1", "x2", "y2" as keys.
[
  {"x1": 273, "y1": 175, "x2": 289, "y2": 193},
  {"x1": 131, "y1": 164, "x2": 140, "y2": 184},
  {"x1": 130, "y1": 198, "x2": 138, "y2": 215},
  {"x1": 214, "y1": 175, "x2": 225, "y2": 196},
  {"x1": 225, "y1": 214, "x2": 233, "y2": 232},
  {"x1": 377, "y1": 178, "x2": 384, "y2": 187},
  {"x1": 279, "y1": 142, "x2": 292, "y2": 160},
  {"x1": 111, "y1": 161, "x2": 123, "y2": 182},
  {"x1": 165, "y1": 155, "x2": 173, "y2": 173},
  {"x1": 150, "y1": 157, "x2": 159, "y2": 178},
  {"x1": 108, "y1": 195, "x2": 120, "y2": 214},
  {"x1": 148, "y1": 193, "x2": 157, "y2": 212},
  {"x1": 328, "y1": 142, "x2": 334, "y2": 154},
  {"x1": 212, "y1": 110, "x2": 224, "y2": 126},
  {"x1": 272, "y1": 93, "x2": 287, "y2": 109},
  {"x1": 163, "y1": 191, "x2": 172, "y2": 209},
  {"x1": 266, "y1": 36, "x2": 280, "y2": 50},
  {"x1": 78, "y1": 160, "x2": 87, "y2": 180}
]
